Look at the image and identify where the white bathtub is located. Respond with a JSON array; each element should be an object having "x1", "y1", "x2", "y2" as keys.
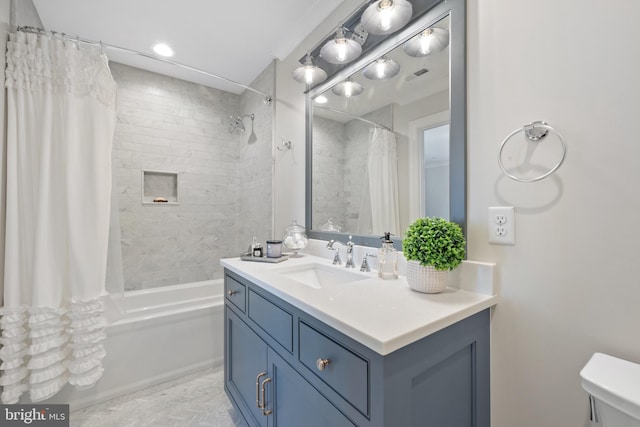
[{"x1": 48, "y1": 279, "x2": 224, "y2": 410}]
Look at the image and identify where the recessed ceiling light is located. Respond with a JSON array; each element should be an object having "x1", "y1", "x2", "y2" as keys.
[
  {"x1": 315, "y1": 95, "x2": 328, "y2": 104},
  {"x1": 153, "y1": 43, "x2": 174, "y2": 57}
]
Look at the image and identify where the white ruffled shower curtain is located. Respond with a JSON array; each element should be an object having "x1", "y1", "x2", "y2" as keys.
[
  {"x1": 0, "y1": 31, "x2": 118, "y2": 403},
  {"x1": 357, "y1": 127, "x2": 400, "y2": 236}
]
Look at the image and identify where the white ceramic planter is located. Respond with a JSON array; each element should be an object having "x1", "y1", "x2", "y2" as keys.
[{"x1": 406, "y1": 260, "x2": 448, "y2": 293}]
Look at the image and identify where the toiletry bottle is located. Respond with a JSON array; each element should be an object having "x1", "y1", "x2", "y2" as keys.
[
  {"x1": 378, "y1": 232, "x2": 398, "y2": 280},
  {"x1": 251, "y1": 236, "x2": 259, "y2": 256},
  {"x1": 253, "y1": 243, "x2": 263, "y2": 257}
]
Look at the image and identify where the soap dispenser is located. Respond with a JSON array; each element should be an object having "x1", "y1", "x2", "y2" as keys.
[{"x1": 378, "y1": 232, "x2": 398, "y2": 280}]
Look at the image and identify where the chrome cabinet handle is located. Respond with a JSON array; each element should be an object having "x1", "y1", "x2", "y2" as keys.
[
  {"x1": 227, "y1": 290, "x2": 238, "y2": 296},
  {"x1": 256, "y1": 372, "x2": 266, "y2": 408},
  {"x1": 261, "y1": 377, "x2": 272, "y2": 416},
  {"x1": 316, "y1": 358, "x2": 330, "y2": 371}
]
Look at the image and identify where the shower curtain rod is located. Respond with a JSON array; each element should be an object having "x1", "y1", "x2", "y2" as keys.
[
  {"x1": 16, "y1": 26, "x2": 273, "y2": 105},
  {"x1": 315, "y1": 106, "x2": 395, "y2": 133}
]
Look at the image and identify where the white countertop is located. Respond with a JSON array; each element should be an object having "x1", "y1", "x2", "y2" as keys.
[{"x1": 221, "y1": 254, "x2": 498, "y2": 355}]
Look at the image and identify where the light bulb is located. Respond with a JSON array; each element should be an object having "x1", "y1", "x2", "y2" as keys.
[
  {"x1": 344, "y1": 82, "x2": 353, "y2": 98},
  {"x1": 336, "y1": 39, "x2": 348, "y2": 62},
  {"x1": 315, "y1": 95, "x2": 328, "y2": 104},
  {"x1": 376, "y1": 61, "x2": 386, "y2": 79},
  {"x1": 378, "y1": 1, "x2": 394, "y2": 31},
  {"x1": 363, "y1": 58, "x2": 399, "y2": 80},
  {"x1": 321, "y1": 28, "x2": 362, "y2": 64},
  {"x1": 331, "y1": 79, "x2": 363, "y2": 97},
  {"x1": 304, "y1": 67, "x2": 314, "y2": 84},
  {"x1": 419, "y1": 29, "x2": 433, "y2": 55},
  {"x1": 292, "y1": 55, "x2": 327, "y2": 85}
]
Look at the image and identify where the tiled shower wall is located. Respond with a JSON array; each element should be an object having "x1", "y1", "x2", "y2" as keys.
[
  {"x1": 311, "y1": 116, "x2": 347, "y2": 231},
  {"x1": 111, "y1": 63, "x2": 273, "y2": 291},
  {"x1": 311, "y1": 105, "x2": 393, "y2": 234}
]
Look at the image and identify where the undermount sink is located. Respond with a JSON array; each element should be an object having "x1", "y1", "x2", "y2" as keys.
[{"x1": 274, "y1": 263, "x2": 369, "y2": 289}]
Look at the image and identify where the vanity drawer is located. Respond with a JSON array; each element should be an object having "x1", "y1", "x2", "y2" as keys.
[
  {"x1": 248, "y1": 290, "x2": 293, "y2": 352},
  {"x1": 225, "y1": 275, "x2": 246, "y2": 313},
  {"x1": 299, "y1": 321, "x2": 369, "y2": 416}
]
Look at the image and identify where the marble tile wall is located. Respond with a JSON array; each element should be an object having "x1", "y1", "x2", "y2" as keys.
[
  {"x1": 311, "y1": 116, "x2": 347, "y2": 231},
  {"x1": 343, "y1": 105, "x2": 393, "y2": 233},
  {"x1": 111, "y1": 63, "x2": 268, "y2": 291}
]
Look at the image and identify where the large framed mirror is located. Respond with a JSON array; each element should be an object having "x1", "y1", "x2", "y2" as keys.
[{"x1": 305, "y1": 0, "x2": 466, "y2": 249}]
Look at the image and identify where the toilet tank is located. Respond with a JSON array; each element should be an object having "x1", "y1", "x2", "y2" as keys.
[{"x1": 581, "y1": 353, "x2": 640, "y2": 426}]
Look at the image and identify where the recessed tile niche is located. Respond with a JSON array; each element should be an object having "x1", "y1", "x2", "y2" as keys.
[{"x1": 142, "y1": 170, "x2": 179, "y2": 205}]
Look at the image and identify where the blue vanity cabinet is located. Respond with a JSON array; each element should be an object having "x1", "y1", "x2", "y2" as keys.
[
  {"x1": 224, "y1": 269, "x2": 490, "y2": 427},
  {"x1": 225, "y1": 307, "x2": 355, "y2": 427},
  {"x1": 267, "y1": 347, "x2": 356, "y2": 427},
  {"x1": 225, "y1": 307, "x2": 268, "y2": 427}
]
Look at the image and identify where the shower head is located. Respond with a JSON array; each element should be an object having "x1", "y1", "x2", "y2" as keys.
[
  {"x1": 226, "y1": 113, "x2": 255, "y2": 135},
  {"x1": 227, "y1": 116, "x2": 245, "y2": 134}
]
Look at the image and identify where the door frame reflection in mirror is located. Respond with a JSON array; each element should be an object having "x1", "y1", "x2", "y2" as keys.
[
  {"x1": 408, "y1": 109, "x2": 450, "y2": 221},
  {"x1": 305, "y1": 0, "x2": 466, "y2": 250}
]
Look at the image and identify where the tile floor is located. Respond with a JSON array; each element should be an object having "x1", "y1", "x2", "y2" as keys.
[{"x1": 69, "y1": 368, "x2": 245, "y2": 427}]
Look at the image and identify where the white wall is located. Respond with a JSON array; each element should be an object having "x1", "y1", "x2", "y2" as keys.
[
  {"x1": 238, "y1": 62, "x2": 275, "y2": 248},
  {"x1": 276, "y1": 0, "x2": 640, "y2": 426},
  {"x1": 0, "y1": 0, "x2": 10, "y2": 304},
  {"x1": 274, "y1": 0, "x2": 364, "y2": 236},
  {"x1": 469, "y1": 1, "x2": 640, "y2": 426},
  {"x1": 10, "y1": 0, "x2": 41, "y2": 28}
]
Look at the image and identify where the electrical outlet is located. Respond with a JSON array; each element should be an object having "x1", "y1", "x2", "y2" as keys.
[{"x1": 489, "y1": 207, "x2": 515, "y2": 244}]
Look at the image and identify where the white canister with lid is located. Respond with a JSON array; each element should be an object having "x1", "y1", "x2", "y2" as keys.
[{"x1": 266, "y1": 240, "x2": 283, "y2": 258}]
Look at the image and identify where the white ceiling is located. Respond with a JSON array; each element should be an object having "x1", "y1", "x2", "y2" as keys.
[{"x1": 32, "y1": 0, "x2": 344, "y2": 94}]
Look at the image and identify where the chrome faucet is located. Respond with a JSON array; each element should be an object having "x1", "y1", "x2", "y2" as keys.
[
  {"x1": 326, "y1": 239, "x2": 343, "y2": 265},
  {"x1": 360, "y1": 253, "x2": 376, "y2": 272},
  {"x1": 326, "y1": 236, "x2": 355, "y2": 268}
]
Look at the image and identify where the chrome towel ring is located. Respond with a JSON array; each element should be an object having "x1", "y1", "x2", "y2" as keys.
[{"x1": 498, "y1": 121, "x2": 567, "y2": 183}]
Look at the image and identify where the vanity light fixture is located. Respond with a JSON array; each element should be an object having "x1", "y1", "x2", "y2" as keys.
[
  {"x1": 320, "y1": 28, "x2": 362, "y2": 64},
  {"x1": 331, "y1": 78, "x2": 364, "y2": 98},
  {"x1": 292, "y1": 54, "x2": 328, "y2": 85},
  {"x1": 362, "y1": 57, "x2": 400, "y2": 80},
  {"x1": 403, "y1": 27, "x2": 449, "y2": 57},
  {"x1": 361, "y1": 0, "x2": 413, "y2": 36},
  {"x1": 152, "y1": 43, "x2": 174, "y2": 57}
]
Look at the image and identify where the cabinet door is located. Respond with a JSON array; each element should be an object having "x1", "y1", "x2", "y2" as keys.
[
  {"x1": 225, "y1": 307, "x2": 268, "y2": 427},
  {"x1": 266, "y1": 347, "x2": 355, "y2": 427}
]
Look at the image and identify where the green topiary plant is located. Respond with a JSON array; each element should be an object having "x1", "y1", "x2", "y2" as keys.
[{"x1": 402, "y1": 217, "x2": 466, "y2": 271}]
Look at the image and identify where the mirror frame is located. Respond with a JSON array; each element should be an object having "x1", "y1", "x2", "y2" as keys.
[{"x1": 305, "y1": 0, "x2": 466, "y2": 249}]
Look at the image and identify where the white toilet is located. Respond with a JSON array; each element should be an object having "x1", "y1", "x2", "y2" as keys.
[{"x1": 581, "y1": 353, "x2": 640, "y2": 426}]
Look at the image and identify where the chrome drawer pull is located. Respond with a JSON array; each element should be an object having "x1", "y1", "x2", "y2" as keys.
[
  {"x1": 256, "y1": 372, "x2": 266, "y2": 408},
  {"x1": 261, "y1": 377, "x2": 272, "y2": 416},
  {"x1": 227, "y1": 290, "x2": 238, "y2": 296},
  {"x1": 316, "y1": 358, "x2": 330, "y2": 371}
]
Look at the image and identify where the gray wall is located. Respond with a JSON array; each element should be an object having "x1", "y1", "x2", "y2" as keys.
[{"x1": 112, "y1": 63, "x2": 272, "y2": 291}]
